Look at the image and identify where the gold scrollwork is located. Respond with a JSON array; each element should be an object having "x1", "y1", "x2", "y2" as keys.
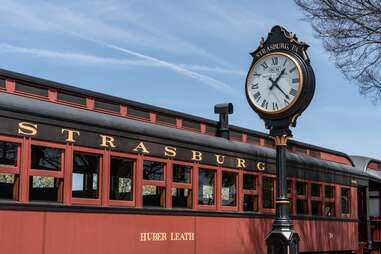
[
  {"x1": 273, "y1": 135, "x2": 288, "y2": 146},
  {"x1": 259, "y1": 37, "x2": 265, "y2": 48}
]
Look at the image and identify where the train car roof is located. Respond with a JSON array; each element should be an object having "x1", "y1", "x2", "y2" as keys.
[
  {"x1": 0, "y1": 91, "x2": 369, "y2": 182},
  {"x1": 0, "y1": 68, "x2": 355, "y2": 166},
  {"x1": 351, "y1": 156, "x2": 381, "y2": 183}
]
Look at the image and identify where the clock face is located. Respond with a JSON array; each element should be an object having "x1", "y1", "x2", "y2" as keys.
[{"x1": 246, "y1": 52, "x2": 303, "y2": 114}]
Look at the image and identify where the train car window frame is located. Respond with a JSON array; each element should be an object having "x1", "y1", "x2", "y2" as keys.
[
  {"x1": 28, "y1": 140, "x2": 65, "y2": 203},
  {"x1": 197, "y1": 165, "x2": 217, "y2": 210},
  {"x1": 262, "y1": 175, "x2": 276, "y2": 211},
  {"x1": 220, "y1": 168, "x2": 239, "y2": 211},
  {"x1": 341, "y1": 187, "x2": 351, "y2": 216},
  {"x1": 141, "y1": 157, "x2": 167, "y2": 208},
  {"x1": 171, "y1": 161, "x2": 193, "y2": 209},
  {"x1": 296, "y1": 180, "x2": 309, "y2": 215},
  {"x1": 323, "y1": 184, "x2": 336, "y2": 217},
  {"x1": 0, "y1": 78, "x2": 5, "y2": 89},
  {"x1": 242, "y1": 171, "x2": 259, "y2": 213},
  {"x1": 0, "y1": 136, "x2": 22, "y2": 201},
  {"x1": 287, "y1": 178, "x2": 295, "y2": 215},
  {"x1": 71, "y1": 147, "x2": 104, "y2": 206},
  {"x1": 310, "y1": 182, "x2": 323, "y2": 216},
  {"x1": 108, "y1": 151, "x2": 137, "y2": 207}
]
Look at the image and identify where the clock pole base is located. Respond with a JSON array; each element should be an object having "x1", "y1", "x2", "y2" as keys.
[{"x1": 266, "y1": 229, "x2": 300, "y2": 254}]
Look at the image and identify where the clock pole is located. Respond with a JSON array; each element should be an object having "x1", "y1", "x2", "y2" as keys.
[
  {"x1": 266, "y1": 129, "x2": 299, "y2": 254},
  {"x1": 244, "y1": 26, "x2": 315, "y2": 254}
]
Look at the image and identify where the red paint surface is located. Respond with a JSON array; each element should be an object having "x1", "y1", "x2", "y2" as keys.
[{"x1": 0, "y1": 210, "x2": 358, "y2": 254}]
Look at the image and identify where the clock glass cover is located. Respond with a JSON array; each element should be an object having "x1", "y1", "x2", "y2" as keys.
[{"x1": 246, "y1": 52, "x2": 302, "y2": 114}]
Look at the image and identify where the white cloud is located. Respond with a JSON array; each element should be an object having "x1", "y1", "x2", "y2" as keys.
[{"x1": 0, "y1": 0, "x2": 226, "y2": 60}]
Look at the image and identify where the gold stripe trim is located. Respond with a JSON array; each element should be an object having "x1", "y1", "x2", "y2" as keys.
[{"x1": 275, "y1": 200, "x2": 290, "y2": 204}]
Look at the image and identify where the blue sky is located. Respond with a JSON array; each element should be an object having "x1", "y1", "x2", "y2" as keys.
[{"x1": 0, "y1": 0, "x2": 380, "y2": 159}]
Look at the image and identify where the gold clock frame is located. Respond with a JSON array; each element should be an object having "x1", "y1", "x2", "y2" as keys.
[{"x1": 246, "y1": 52, "x2": 304, "y2": 115}]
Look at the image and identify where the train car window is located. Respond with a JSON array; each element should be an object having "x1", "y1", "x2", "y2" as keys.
[
  {"x1": 287, "y1": 180, "x2": 293, "y2": 214},
  {"x1": 142, "y1": 185, "x2": 165, "y2": 207},
  {"x1": 156, "y1": 113, "x2": 177, "y2": 126},
  {"x1": 127, "y1": 106, "x2": 150, "y2": 120},
  {"x1": 341, "y1": 188, "x2": 350, "y2": 214},
  {"x1": 287, "y1": 180, "x2": 292, "y2": 194},
  {"x1": 243, "y1": 173, "x2": 258, "y2": 212},
  {"x1": 247, "y1": 135, "x2": 260, "y2": 144},
  {"x1": 143, "y1": 161, "x2": 164, "y2": 181},
  {"x1": 57, "y1": 91, "x2": 86, "y2": 105},
  {"x1": 0, "y1": 173, "x2": 17, "y2": 200},
  {"x1": 296, "y1": 181, "x2": 307, "y2": 196},
  {"x1": 94, "y1": 99, "x2": 120, "y2": 113},
  {"x1": 182, "y1": 119, "x2": 200, "y2": 131},
  {"x1": 243, "y1": 194, "x2": 258, "y2": 212},
  {"x1": 15, "y1": 82, "x2": 48, "y2": 97},
  {"x1": 221, "y1": 172, "x2": 237, "y2": 206},
  {"x1": 109, "y1": 157, "x2": 134, "y2": 201},
  {"x1": 325, "y1": 185, "x2": 335, "y2": 198},
  {"x1": 206, "y1": 125, "x2": 217, "y2": 135},
  {"x1": 0, "y1": 78, "x2": 5, "y2": 88},
  {"x1": 0, "y1": 141, "x2": 18, "y2": 167},
  {"x1": 296, "y1": 199, "x2": 308, "y2": 214},
  {"x1": 311, "y1": 183, "x2": 321, "y2": 197},
  {"x1": 198, "y1": 169, "x2": 215, "y2": 205},
  {"x1": 173, "y1": 164, "x2": 191, "y2": 183},
  {"x1": 243, "y1": 174, "x2": 256, "y2": 190},
  {"x1": 29, "y1": 176, "x2": 62, "y2": 202},
  {"x1": 72, "y1": 152, "x2": 100, "y2": 199},
  {"x1": 309, "y1": 150, "x2": 321, "y2": 159},
  {"x1": 172, "y1": 188, "x2": 192, "y2": 209},
  {"x1": 262, "y1": 177, "x2": 275, "y2": 209},
  {"x1": 311, "y1": 201, "x2": 322, "y2": 216},
  {"x1": 31, "y1": 145, "x2": 62, "y2": 171},
  {"x1": 369, "y1": 191, "x2": 380, "y2": 217},
  {"x1": 230, "y1": 131, "x2": 242, "y2": 141},
  {"x1": 324, "y1": 202, "x2": 336, "y2": 216}
]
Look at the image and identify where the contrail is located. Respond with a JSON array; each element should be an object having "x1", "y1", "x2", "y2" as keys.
[
  {"x1": 0, "y1": 43, "x2": 245, "y2": 76},
  {"x1": 70, "y1": 32, "x2": 238, "y2": 95}
]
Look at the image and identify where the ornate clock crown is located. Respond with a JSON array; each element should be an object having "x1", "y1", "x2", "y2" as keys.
[{"x1": 250, "y1": 25, "x2": 311, "y2": 63}]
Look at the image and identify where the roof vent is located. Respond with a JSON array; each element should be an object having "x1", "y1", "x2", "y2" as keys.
[{"x1": 214, "y1": 103, "x2": 233, "y2": 140}]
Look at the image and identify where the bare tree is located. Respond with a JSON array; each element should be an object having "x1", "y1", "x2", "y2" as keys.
[{"x1": 294, "y1": 0, "x2": 381, "y2": 102}]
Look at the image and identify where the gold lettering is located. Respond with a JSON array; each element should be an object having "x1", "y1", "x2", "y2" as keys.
[
  {"x1": 215, "y1": 154, "x2": 225, "y2": 165},
  {"x1": 291, "y1": 45, "x2": 299, "y2": 53},
  {"x1": 133, "y1": 142, "x2": 150, "y2": 154},
  {"x1": 191, "y1": 150, "x2": 202, "y2": 161},
  {"x1": 100, "y1": 135, "x2": 116, "y2": 148},
  {"x1": 18, "y1": 122, "x2": 38, "y2": 136},
  {"x1": 61, "y1": 128, "x2": 80, "y2": 142},
  {"x1": 256, "y1": 162, "x2": 266, "y2": 171},
  {"x1": 164, "y1": 146, "x2": 177, "y2": 157},
  {"x1": 236, "y1": 158, "x2": 246, "y2": 168}
]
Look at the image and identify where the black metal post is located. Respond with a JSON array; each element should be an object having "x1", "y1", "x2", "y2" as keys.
[{"x1": 266, "y1": 135, "x2": 299, "y2": 254}]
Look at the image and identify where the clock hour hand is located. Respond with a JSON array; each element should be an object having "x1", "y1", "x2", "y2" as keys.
[
  {"x1": 274, "y1": 68, "x2": 286, "y2": 84},
  {"x1": 268, "y1": 68, "x2": 286, "y2": 90}
]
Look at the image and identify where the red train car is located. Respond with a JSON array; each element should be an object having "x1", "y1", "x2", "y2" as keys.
[{"x1": 0, "y1": 69, "x2": 378, "y2": 254}]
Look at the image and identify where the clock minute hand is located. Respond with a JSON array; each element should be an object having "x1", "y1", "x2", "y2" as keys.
[{"x1": 273, "y1": 83, "x2": 290, "y2": 100}]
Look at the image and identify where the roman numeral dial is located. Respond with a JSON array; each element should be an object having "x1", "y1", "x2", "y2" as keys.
[{"x1": 246, "y1": 52, "x2": 303, "y2": 114}]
